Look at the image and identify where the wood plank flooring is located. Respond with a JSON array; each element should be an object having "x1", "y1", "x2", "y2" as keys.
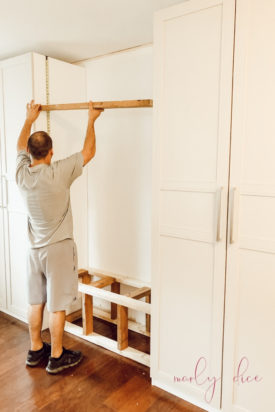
[{"x1": 0, "y1": 312, "x2": 206, "y2": 412}]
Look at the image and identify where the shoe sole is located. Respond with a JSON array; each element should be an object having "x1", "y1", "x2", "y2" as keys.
[
  {"x1": 26, "y1": 356, "x2": 50, "y2": 367},
  {"x1": 46, "y1": 355, "x2": 83, "y2": 374},
  {"x1": 26, "y1": 360, "x2": 42, "y2": 367}
]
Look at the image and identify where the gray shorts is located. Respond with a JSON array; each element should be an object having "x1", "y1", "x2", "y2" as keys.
[{"x1": 26, "y1": 238, "x2": 78, "y2": 312}]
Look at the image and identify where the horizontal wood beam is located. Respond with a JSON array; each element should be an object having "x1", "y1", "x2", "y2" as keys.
[
  {"x1": 93, "y1": 306, "x2": 150, "y2": 337},
  {"x1": 126, "y1": 287, "x2": 151, "y2": 300},
  {"x1": 64, "y1": 322, "x2": 150, "y2": 366},
  {"x1": 41, "y1": 99, "x2": 153, "y2": 111},
  {"x1": 78, "y1": 268, "x2": 89, "y2": 278},
  {"x1": 66, "y1": 309, "x2": 82, "y2": 323},
  {"x1": 78, "y1": 282, "x2": 151, "y2": 314},
  {"x1": 90, "y1": 277, "x2": 115, "y2": 288}
]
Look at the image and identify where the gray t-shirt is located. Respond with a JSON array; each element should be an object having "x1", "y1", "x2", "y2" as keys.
[{"x1": 15, "y1": 149, "x2": 84, "y2": 249}]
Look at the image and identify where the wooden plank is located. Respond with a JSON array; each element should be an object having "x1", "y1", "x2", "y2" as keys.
[
  {"x1": 64, "y1": 322, "x2": 150, "y2": 367},
  {"x1": 78, "y1": 268, "x2": 89, "y2": 278},
  {"x1": 146, "y1": 294, "x2": 151, "y2": 333},
  {"x1": 117, "y1": 305, "x2": 128, "y2": 350},
  {"x1": 82, "y1": 273, "x2": 93, "y2": 335},
  {"x1": 78, "y1": 282, "x2": 151, "y2": 314},
  {"x1": 126, "y1": 287, "x2": 151, "y2": 300},
  {"x1": 93, "y1": 306, "x2": 150, "y2": 337},
  {"x1": 111, "y1": 282, "x2": 120, "y2": 319},
  {"x1": 65, "y1": 306, "x2": 150, "y2": 337},
  {"x1": 41, "y1": 99, "x2": 153, "y2": 111},
  {"x1": 65, "y1": 309, "x2": 82, "y2": 323},
  {"x1": 91, "y1": 277, "x2": 115, "y2": 288}
]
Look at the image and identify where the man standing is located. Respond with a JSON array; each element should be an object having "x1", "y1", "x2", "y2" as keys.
[{"x1": 15, "y1": 100, "x2": 103, "y2": 374}]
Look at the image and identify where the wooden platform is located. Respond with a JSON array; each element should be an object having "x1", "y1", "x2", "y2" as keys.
[{"x1": 65, "y1": 269, "x2": 151, "y2": 366}]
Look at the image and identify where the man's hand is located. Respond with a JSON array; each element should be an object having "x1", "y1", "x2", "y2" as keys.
[
  {"x1": 16, "y1": 100, "x2": 41, "y2": 153},
  {"x1": 88, "y1": 101, "x2": 104, "y2": 121},
  {"x1": 81, "y1": 101, "x2": 103, "y2": 166},
  {"x1": 26, "y1": 100, "x2": 41, "y2": 123}
]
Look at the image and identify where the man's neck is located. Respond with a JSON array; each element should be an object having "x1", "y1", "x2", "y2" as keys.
[{"x1": 30, "y1": 159, "x2": 51, "y2": 167}]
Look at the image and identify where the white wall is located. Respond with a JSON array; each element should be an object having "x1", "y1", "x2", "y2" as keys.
[{"x1": 77, "y1": 45, "x2": 153, "y2": 286}]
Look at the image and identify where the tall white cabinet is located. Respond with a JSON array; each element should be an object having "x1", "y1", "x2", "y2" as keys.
[
  {"x1": 0, "y1": 52, "x2": 87, "y2": 322},
  {"x1": 222, "y1": 0, "x2": 275, "y2": 411},
  {"x1": 152, "y1": 0, "x2": 235, "y2": 409},
  {"x1": 152, "y1": 0, "x2": 275, "y2": 411}
]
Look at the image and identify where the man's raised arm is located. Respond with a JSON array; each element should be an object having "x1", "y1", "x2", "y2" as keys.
[
  {"x1": 81, "y1": 101, "x2": 103, "y2": 166},
  {"x1": 17, "y1": 100, "x2": 41, "y2": 153}
]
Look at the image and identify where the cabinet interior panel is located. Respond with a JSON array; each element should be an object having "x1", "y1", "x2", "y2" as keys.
[{"x1": 48, "y1": 57, "x2": 88, "y2": 268}]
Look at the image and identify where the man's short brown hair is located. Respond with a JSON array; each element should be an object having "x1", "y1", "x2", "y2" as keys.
[{"x1": 27, "y1": 131, "x2": 52, "y2": 160}]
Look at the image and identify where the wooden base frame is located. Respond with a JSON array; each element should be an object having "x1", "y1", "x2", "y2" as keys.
[{"x1": 65, "y1": 269, "x2": 151, "y2": 366}]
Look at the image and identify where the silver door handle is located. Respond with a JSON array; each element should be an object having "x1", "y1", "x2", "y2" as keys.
[
  {"x1": 216, "y1": 186, "x2": 223, "y2": 241},
  {"x1": 230, "y1": 187, "x2": 239, "y2": 244}
]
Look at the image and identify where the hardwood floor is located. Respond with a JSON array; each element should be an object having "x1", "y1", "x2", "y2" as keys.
[{"x1": 0, "y1": 312, "x2": 206, "y2": 412}]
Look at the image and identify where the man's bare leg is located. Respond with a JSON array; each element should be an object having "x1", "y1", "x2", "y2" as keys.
[
  {"x1": 28, "y1": 303, "x2": 45, "y2": 350},
  {"x1": 49, "y1": 310, "x2": 65, "y2": 358}
]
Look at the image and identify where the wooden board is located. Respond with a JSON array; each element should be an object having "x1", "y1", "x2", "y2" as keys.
[{"x1": 41, "y1": 99, "x2": 153, "y2": 111}]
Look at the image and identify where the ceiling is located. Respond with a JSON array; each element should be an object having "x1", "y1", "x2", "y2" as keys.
[{"x1": 0, "y1": 0, "x2": 185, "y2": 63}]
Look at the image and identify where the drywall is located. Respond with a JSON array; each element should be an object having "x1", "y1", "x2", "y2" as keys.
[{"x1": 77, "y1": 45, "x2": 153, "y2": 286}]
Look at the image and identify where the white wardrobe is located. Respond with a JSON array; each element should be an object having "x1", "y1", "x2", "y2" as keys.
[
  {"x1": 0, "y1": 52, "x2": 87, "y2": 321},
  {"x1": 152, "y1": 1, "x2": 275, "y2": 412}
]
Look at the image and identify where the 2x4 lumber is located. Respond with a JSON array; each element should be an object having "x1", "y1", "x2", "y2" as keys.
[
  {"x1": 126, "y1": 287, "x2": 151, "y2": 300},
  {"x1": 65, "y1": 309, "x2": 82, "y2": 323},
  {"x1": 64, "y1": 322, "x2": 150, "y2": 367},
  {"x1": 146, "y1": 294, "x2": 151, "y2": 333},
  {"x1": 117, "y1": 305, "x2": 128, "y2": 350},
  {"x1": 41, "y1": 99, "x2": 153, "y2": 111},
  {"x1": 93, "y1": 306, "x2": 150, "y2": 337},
  {"x1": 78, "y1": 282, "x2": 151, "y2": 314},
  {"x1": 90, "y1": 276, "x2": 115, "y2": 288},
  {"x1": 78, "y1": 268, "x2": 89, "y2": 278},
  {"x1": 82, "y1": 273, "x2": 93, "y2": 335},
  {"x1": 111, "y1": 282, "x2": 120, "y2": 320},
  {"x1": 65, "y1": 305, "x2": 150, "y2": 337}
]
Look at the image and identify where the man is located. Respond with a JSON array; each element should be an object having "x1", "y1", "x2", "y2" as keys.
[{"x1": 15, "y1": 99, "x2": 103, "y2": 374}]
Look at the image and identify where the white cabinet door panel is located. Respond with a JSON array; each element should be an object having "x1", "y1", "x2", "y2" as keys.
[
  {"x1": 4, "y1": 210, "x2": 28, "y2": 319},
  {"x1": 152, "y1": 0, "x2": 235, "y2": 408},
  {"x1": 0, "y1": 54, "x2": 33, "y2": 178},
  {"x1": 223, "y1": 1, "x2": 275, "y2": 411},
  {"x1": 0, "y1": 208, "x2": 6, "y2": 309}
]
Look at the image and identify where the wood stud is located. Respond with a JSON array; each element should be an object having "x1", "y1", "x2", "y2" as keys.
[
  {"x1": 82, "y1": 272, "x2": 93, "y2": 335},
  {"x1": 41, "y1": 99, "x2": 153, "y2": 111},
  {"x1": 111, "y1": 281, "x2": 120, "y2": 320}
]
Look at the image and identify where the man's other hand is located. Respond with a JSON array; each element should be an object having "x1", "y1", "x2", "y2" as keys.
[
  {"x1": 88, "y1": 101, "x2": 104, "y2": 121},
  {"x1": 26, "y1": 100, "x2": 41, "y2": 123}
]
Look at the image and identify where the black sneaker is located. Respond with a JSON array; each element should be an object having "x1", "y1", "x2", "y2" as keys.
[
  {"x1": 26, "y1": 342, "x2": 51, "y2": 367},
  {"x1": 46, "y1": 347, "x2": 83, "y2": 374}
]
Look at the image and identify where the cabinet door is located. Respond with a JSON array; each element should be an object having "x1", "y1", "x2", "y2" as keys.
[
  {"x1": 0, "y1": 207, "x2": 6, "y2": 309},
  {"x1": 222, "y1": 1, "x2": 275, "y2": 411},
  {"x1": 152, "y1": 0, "x2": 235, "y2": 408},
  {"x1": 0, "y1": 53, "x2": 47, "y2": 320}
]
